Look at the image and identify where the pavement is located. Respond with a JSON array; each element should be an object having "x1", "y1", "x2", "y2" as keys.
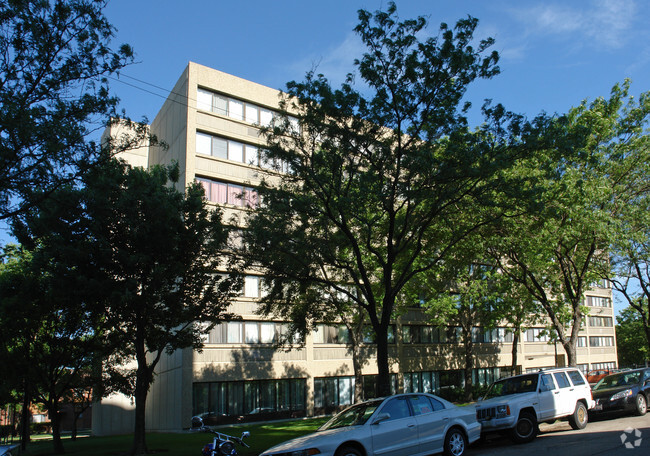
[{"x1": 466, "y1": 412, "x2": 650, "y2": 456}]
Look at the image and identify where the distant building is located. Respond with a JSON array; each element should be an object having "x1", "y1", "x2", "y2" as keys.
[{"x1": 92, "y1": 62, "x2": 618, "y2": 435}]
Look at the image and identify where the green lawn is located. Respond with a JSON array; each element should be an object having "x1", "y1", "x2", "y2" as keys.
[{"x1": 18, "y1": 417, "x2": 329, "y2": 456}]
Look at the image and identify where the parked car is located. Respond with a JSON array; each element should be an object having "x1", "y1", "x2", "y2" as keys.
[
  {"x1": 475, "y1": 367, "x2": 595, "y2": 444},
  {"x1": 586, "y1": 369, "x2": 615, "y2": 385},
  {"x1": 260, "y1": 393, "x2": 480, "y2": 456},
  {"x1": 590, "y1": 367, "x2": 650, "y2": 416}
]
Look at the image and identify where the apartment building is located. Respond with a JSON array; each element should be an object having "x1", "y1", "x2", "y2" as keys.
[{"x1": 92, "y1": 62, "x2": 618, "y2": 435}]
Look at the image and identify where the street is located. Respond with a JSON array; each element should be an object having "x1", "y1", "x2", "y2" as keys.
[{"x1": 467, "y1": 413, "x2": 650, "y2": 456}]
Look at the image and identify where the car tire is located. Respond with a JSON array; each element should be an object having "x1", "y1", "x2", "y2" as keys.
[
  {"x1": 510, "y1": 411, "x2": 538, "y2": 444},
  {"x1": 634, "y1": 394, "x2": 647, "y2": 416},
  {"x1": 335, "y1": 445, "x2": 363, "y2": 456},
  {"x1": 443, "y1": 427, "x2": 467, "y2": 456},
  {"x1": 568, "y1": 402, "x2": 588, "y2": 430}
]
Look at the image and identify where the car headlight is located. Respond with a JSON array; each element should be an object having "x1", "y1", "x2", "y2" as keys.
[
  {"x1": 289, "y1": 450, "x2": 321, "y2": 456},
  {"x1": 610, "y1": 389, "x2": 633, "y2": 401},
  {"x1": 496, "y1": 405, "x2": 511, "y2": 418}
]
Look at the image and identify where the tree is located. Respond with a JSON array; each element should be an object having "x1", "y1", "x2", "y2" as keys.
[
  {"x1": 239, "y1": 3, "x2": 518, "y2": 396},
  {"x1": 417, "y1": 259, "x2": 501, "y2": 402},
  {"x1": 616, "y1": 306, "x2": 649, "y2": 367},
  {"x1": 0, "y1": 0, "x2": 140, "y2": 221},
  {"x1": 607, "y1": 100, "x2": 650, "y2": 355},
  {"x1": 0, "y1": 245, "x2": 41, "y2": 450},
  {"x1": 486, "y1": 82, "x2": 650, "y2": 367},
  {"x1": 15, "y1": 158, "x2": 238, "y2": 455}
]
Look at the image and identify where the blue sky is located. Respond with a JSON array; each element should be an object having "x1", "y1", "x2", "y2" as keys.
[
  {"x1": 104, "y1": 0, "x2": 650, "y2": 126},
  {"x1": 2, "y1": 0, "x2": 650, "y2": 289}
]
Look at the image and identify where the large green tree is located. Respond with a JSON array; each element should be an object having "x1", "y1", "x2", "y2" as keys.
[
  {"x1": 239, "y1": 3, "x2": 518, "y2": 396},
  {"x1": 607, "y1": 96, "x2": 650, "y2": 354},
  {"x1": 0, "y1": 0, "x2": 137, "y2": 220},
  {"x1": 487, "y1": 82, "x2": 650, "y2": 367},
  {"x1": 15, "y1": 158, "x2": 237, "y2": 455},
  {"x1": 0, "y1": 243, "x2": 107, "y2": 454}
]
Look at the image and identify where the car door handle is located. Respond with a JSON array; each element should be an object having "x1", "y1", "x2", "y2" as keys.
[
  {"x1": 407, "y1": 424, "x2": 416, "y2": 428},
  {"x1": 554, "y1": 391, "x2": 560, "y2": 395}
]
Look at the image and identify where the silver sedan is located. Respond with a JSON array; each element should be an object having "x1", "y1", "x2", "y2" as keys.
[{"x1": 260, "y1": 393, "x2": 481, "y2": 456}]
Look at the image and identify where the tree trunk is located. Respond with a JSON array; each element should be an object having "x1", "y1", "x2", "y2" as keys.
[
  {"x1": 20, "y1": 387, "x2": 30, "y2": 451},
  {"x1": 463, "y1": 329, "x2": 474, "y2": 402},
  {"x1": 375, "y1": 324, "x2": 391, "y2": 397},
  {"x1": 50, "y1": 403, "x2": 65, "y2": 454},
  {"x1": 352, "y1": 343, "x2": 364, "y2": 402},
  {"x1": 511, "y1": 332, "x2": 520, "y2": 376},
  {"x1": 131, "y1": 365, "x2": 150, "y2": 456},
  {"x1": 563, "y1": 340, "x2": 577, "y2": 367}
]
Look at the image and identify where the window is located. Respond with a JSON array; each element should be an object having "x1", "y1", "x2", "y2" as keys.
[
  {"x1": 585, "y1": 296, "x2": 612, "y2": 307},
  {"x1": 553, "y1": 372, "x2": 571, "y2": 388},
  {"x1": 567, "y1": 370, "x2": 586, "y2": 386},
  {"x1": 381, "y1": 397, "x2": 411, "y2": 421},
  {"x1": 196, "y1": 88, "x2": 276, "y2": 127},
  {"x1": 260, "y1": 323, "x2": 275, "y2": 344},
  {"x1": 540, "y1": 374, "x2": 556, "y2": 391},
  {"x1": 405, "y1": 371, "x2": 441, "y2": 394},
  {"x1": 588, "y1": 316, "x2": 613, "y2": 327},
  {"x1": 193, "y1": 378, "x2": 306, "y2": 423},
  {"x1": 196, "y1": 177, "x2": 258, "y2": 208},
  {"x1": 578, "y1": 336, "x2": 587, "y2": 347},
  {"x1": 314, "y1": 324, "x2": 349, "y2": 344},
  {"x1": 205, "y1": 321, "x2": 284, "y2": 345},
  {"x1": 472, "y1": 327, "x2": 514, "y2": 343},
  {"x1": 591, "y1": 361, "x2": 616, "y2": 370},
  {"x1": 408, "y1": 395, "x2": 444, "y2": 415},
  {"x1": 314, "y1": 376, "x2": 355, "y2": 410},
  {"x1": 472, "y1": 367, "x2": 501, "y2": 386},
  {"x1": 196, "y1": 132, "x2": 261, "y2": 165},
  {"x1": 227, "y1": 322, "x2": 242, "y2": 343},
  {"x1": 525, "y1": 328, "x2": 550, "y2": 342},
  {"x1": 245, "y1": 324, "x2": 259, "y2": 344},
  {"x1": 244, "y1": 275, "x2": 260, "y2": 298},
  {"x1": 589, "y1": 336, "x2": 614, "y2": 347}
]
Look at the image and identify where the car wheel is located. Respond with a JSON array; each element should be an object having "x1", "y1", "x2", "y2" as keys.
[
  {"x1": 335, "y1": 445, "x2": 363, "y2": 456},
  {"x1": 635, "y1": 394, "x2": 647, "y2": 416},
  {"x1": 510, "y1": 411, "x2": 538, "y2": 444},
  {"x1": 568, "y1": 402, "x2": 588, "y2": 430},
  {"x1": 443, "y1": 427, "x2": 467, "y2": 456}
]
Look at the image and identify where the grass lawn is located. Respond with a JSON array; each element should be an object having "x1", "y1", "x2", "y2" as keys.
[{"x1": 18, "y1": 417, "x2": 329, "y2": 456}]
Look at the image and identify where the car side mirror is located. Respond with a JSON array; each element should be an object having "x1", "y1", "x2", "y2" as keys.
[
  {"x1": 372, "y1": 413, "x2": 391, "y2": 425},
  {"x1": 241, "y1": 431, "x2": 250, "y2": 440}
]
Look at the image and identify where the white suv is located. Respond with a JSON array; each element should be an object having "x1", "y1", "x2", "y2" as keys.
[{"x1": 475, "y1": 368, "x2": 595, "y2": 443}]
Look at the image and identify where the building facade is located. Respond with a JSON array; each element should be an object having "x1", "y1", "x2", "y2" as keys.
[{"x1": 92, "y1": 62, "x2": 618, "y2": 435}]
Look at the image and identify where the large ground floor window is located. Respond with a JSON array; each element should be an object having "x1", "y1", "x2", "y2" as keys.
[
  {"x1": 193, "y1": 378, "x2": 306, "y2": 425},
  {"x1": 314, "y1": 374, "x2": 398, "y2": 415}
]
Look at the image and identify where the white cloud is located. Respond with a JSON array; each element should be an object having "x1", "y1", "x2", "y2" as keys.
[
  {"x1": 510, "y1": 0, "x2": 637, "y2": 50},
  {"x1": 288, "y1": 32, "x2": 365, "y2": 87}
]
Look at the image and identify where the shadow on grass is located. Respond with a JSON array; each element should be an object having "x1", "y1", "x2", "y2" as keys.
[{"x1": 21, "y1": 417, "x2": 330, "y2": 456}]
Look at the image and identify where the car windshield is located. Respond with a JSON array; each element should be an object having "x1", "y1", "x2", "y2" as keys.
[
  {"x1": 319, "y1": 400, "x2": 382, "y2": 430},
  {"x1": 484, "y1": 374, "x2": 539, "y2": 399},
  {"x1": 594, "y1": 372, "x2": 641, "y2": 390}
]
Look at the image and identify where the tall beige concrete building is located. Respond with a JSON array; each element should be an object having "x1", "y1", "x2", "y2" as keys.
[{"x1": 92, "y1": 62, "x2": 618, "y2": 435}]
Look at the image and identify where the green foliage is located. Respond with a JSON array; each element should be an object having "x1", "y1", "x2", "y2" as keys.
[
  {"x1": 485, "y1": 81, "x2": 650, "y2": 366},
  {"x1": 0, "y1": 0, "x2": 136, "y2": 220},
  {"x1": 240, "y1": 2, "x2": 512, "y2": 396},
  {"x1": 616, "y1": 306, "x2": 649, "y2": 367},
  {"x1": 0, "y1": 242, "x2": 105, "y2": 454},
  {"x1": 12, "y1": 157, "x2": 237, "y2": 454}
]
